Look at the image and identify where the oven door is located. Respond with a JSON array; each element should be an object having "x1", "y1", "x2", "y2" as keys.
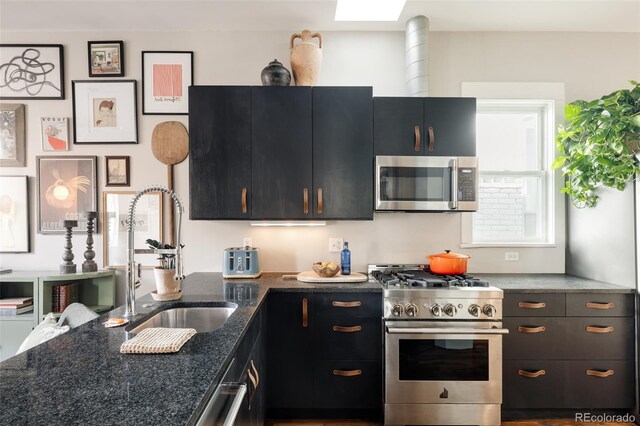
[{"x1": 385, "y1": 322, "x2": 507, "y2": 404}]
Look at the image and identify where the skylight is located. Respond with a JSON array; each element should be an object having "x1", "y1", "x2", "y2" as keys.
[{"x1": 335, "y1": 0, "x2": 407, "y2": 21}]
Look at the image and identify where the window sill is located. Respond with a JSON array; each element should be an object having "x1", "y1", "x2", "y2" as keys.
[{"x1": 460, "y1": 242, "x2": 557, "y2": 248}]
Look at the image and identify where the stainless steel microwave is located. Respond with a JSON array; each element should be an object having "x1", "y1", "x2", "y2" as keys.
[{"x1": 375, "y1": 156, "x2": 478, "y2": 212}]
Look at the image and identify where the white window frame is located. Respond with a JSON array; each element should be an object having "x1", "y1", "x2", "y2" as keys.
[{"x1": 460, "y1": 82, "x2": 565, "y2": 248}]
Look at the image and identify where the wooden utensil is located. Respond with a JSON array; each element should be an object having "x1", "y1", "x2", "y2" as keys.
[{"x1": 151, "y1": 121, "x2": 189, "y2": 246}]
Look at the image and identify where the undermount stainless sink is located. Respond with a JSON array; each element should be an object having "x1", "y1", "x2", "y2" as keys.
[{"x1": 128, "y1": 305, "x2": 238, "y2": 334}]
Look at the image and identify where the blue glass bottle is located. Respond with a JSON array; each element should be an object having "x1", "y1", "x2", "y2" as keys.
[{"x1": 341, "y1": 242, "x2": 351, "y2": 275}]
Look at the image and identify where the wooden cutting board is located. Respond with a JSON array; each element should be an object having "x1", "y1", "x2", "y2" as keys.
[{"x1": 296, "y1": 271, "x2": 368, "y2": 283}]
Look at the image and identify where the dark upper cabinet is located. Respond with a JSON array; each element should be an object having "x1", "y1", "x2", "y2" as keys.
[
  {"x1": 189, "y1": 86, "x2": 252, "y2": 220},
  {"x1": 189, "y1": 85, "x2": 374, "y2": 221},
  {"x1": 312, "y1": 87, "x2": 373, "y2": 220},
  {"x1": 374, "y1": 96, "x2": 476, "y2": 157},
  {"x1": 373, "y1": 97, "x2": 424, "y2": 156}
]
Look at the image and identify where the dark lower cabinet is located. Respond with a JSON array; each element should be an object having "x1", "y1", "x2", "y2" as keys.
[
  {"x1": 502, "y1": 291, "x2": 636, "y2": 412},
  {"x1": 189, "y1": 86, "x2": 252, "y2": 219},
  {"x1": 266, "y1": 291, "x2": 383, "y2": 420}
]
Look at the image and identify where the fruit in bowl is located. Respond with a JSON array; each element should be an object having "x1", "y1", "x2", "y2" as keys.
[{"x1": 312, "y1": 261, "x2": 340, "y2": 277}]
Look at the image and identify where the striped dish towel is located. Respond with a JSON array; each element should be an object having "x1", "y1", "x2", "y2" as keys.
[{"x1": 120, "y1": 327, "x2": 196, "y2": 354}]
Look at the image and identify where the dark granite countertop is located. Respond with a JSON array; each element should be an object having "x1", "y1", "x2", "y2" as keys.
[
  {"x1": 475, "y1": 273, "x2": 636, "y2": 294},
  {"x1": 0, "y1": 272, "x2": 381, "y2": 426}
]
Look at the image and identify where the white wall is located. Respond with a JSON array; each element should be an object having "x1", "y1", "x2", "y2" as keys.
[{"x1": 1, "y1": 30, "x2": 639, "y2": 301}]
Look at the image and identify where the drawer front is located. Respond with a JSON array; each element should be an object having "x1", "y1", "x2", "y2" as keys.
[
  {"x1": 503, "y1": 360, "x2": 565, "y2": 408},
  {"x1": 503, "y1": 317, "x2": 564, "y2": 359},
  {"x1": 564, "y1": 317, "x2": 634, "y2": 360},
  {"x1": 504, "y1": 293, "x2": 565, "y2": 317},
  {"x1": 565, "y1": 360, "x2": 635, "y2": 408},
  {"x1": 504, "y1": 360, "x2": 635, "y2": 409},
  {"x1": 315, "y1": 293, "x2": 382, "y2": 318},
  {"x1": 566, "y1": 293, "x2": 634, "y2": 317},
  {"x1": 314, "y1": 315, "x2": 382, "y2": 360},
  {"x1": 314, "y1": 360, "x2": 382, "y2": 409}
]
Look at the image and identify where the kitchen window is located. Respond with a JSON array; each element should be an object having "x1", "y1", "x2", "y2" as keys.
[{"x1": 461, "y1": 82, "x2": 564, "y2": 248}]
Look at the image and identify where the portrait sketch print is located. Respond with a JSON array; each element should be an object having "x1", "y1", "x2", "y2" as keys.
[
  {"x1": 142, "y1": 51, "x2": 193, "y2": 115},
  {"x1": 0, "y1": 103, "x2": 25, "y2": 166},
  {"x1": 37, "y1": 156, "x2": 97, "y2": 234},
  {"x1": 72, "y1": 80, "x2": 138, "y2": 144},
  {"x1": 0, "y1": 44, "x2": 64, "y2": 99}
]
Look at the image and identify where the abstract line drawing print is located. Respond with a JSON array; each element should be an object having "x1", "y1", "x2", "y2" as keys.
[
  {"x1": 153, "y1": 64, "x2": 183, "y2": 98},
  {"x1": 0, "y1": 48, "x2": 61, "y2": 97}
]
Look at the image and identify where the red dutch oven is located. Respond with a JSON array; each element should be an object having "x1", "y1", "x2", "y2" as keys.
[{"x1": 426, "y1": 249, "x2": 471, "y2": 275}]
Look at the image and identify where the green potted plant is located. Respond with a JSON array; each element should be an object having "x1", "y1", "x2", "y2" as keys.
[
  {"x1": 553, "y1": 81, "x2": 640, "y2": 208},
  {"x1": 146, "y1": 239, "x2": 182, "y2": 295}
]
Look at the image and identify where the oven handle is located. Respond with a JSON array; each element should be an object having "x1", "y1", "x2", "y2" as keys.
[{"x1": 386, "y1": 326, "x2": 509, "y2": 335}]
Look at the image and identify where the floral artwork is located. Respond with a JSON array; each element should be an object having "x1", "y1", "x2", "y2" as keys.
[
  {"x1": 41, "y1": 117, "x2": 69, "y2": 151},
  {"x1": 0, "y1": 176, "x2": 30, "y2": 252},
  {"x1": 0, "y1": 104, "x2": 25, "y2": 166},
  {"x1": 37, "y1": 156, "x2": 97, "y2": 234}
]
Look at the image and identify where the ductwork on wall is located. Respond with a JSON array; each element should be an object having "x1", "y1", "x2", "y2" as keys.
[{"x1": 405, "y1": 15, "x2": 429, "y2": 97}]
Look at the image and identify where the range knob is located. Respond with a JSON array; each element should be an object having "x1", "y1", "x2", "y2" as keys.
[
  {"x1": 405, "y1": 303, "x2": 419, "y2": 317},
  {"x1": 468, "y1": 304, "x2": 481, "y2": 317},
  {"x1": 443, "y1": 303, "x2": 458, "y2": 317},
  {"x1": 391, "y1": 304, "x2": 404, "y2": 317},
  {"x1": 483, "y1": 304, "x2": 497, "y2": 317},
  {"x1": 430, "y1": 304, "x2": 443, "y2": 317}
]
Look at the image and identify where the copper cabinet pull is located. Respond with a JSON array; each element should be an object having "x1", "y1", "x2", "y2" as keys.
[
  {"x1": 241, "y1": 187, "x2": 248, "y2": 214},
  {"x1": 302, "y1": 298, "x2": 308, "y2": 328},
  {"x1": 518, "y1": 301, "x2": 546, "y2": 309},
  {"x1": 247, "y1": 362, "x2": 257, "y2": 409},
  {"x1": 317, "y1": 188, "x2": 323, "y2": 214},
  {"x1": 251, "y1": 359, "x2": 260, "y2": 389},
  {"x1": 332, "y1": 325, "x2": 362, "y2": 333},
  {"x1": 414, "y1": 126, "x2": 421, "y2": 151},
  {"x1": 333, "y1": 369, "x2": 362, "y2": 377},
  {"x1": 517, "y1": 326, "x2": 546, "y2": 333},
  {"x1": 303, "y1": 188, "x2": 309, "y2": 214},
  {"x1": 586, "y1": 325, "x2": 614, "y2": 333},
  {"x1": 428, "y1": 126, "x2": 435, "y2": 152},
  {"x1": 517, "y1": 369, "x2": 546, "y2": 378},
  {"x1": 332, "y1": 301, "x2": 362, "y2": 308},
  {"x1": 586, "y1": 302, "x2": 615, "y2": 310},
  {"x1": 586, "y1": 369, "x2": 614, "y2": 378}
]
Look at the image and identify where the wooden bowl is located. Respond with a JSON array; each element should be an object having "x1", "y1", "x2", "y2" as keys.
[{"x1": 312, "y1": 262, "x2": 340, "y2": 278}]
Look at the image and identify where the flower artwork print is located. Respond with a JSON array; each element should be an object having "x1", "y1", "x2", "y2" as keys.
[
  {"x1": 41, "y1": 117, "x2": 68, "y2": 151},
  {"x1": 37, "y1": 157, "x2": 96, "y2": 233},
  {"x1": 0, "y1": 111, "x2": 17, "y2": 161},
  {"x1": 93, "y1": 98, "x2": 117, "y2": 127},
  {"x1": 0, "y1": 176, "x2": 29, "y2": 252},
  {"x1": 153, "y1": 64, "x2": 183, "y2": 102}
]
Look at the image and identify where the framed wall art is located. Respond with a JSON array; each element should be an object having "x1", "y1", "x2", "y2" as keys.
[
  {"x1": 0, "y1": 103, "x2": 25, "y2": 167},
  {"x1": 36, "y1": 156, "x2": 97, "y2": 234},
  {"x1": 88, "y1": 41, "x2": 124, "y2": 77},
  {"x1": 41, "y1": 117, "x2": 69, "y2": 151},
  {"x1": 0, "y1": 176, "x2": 30, "y2": 253},
  {"x1": 105, "y1": 156, "x2": 130, "y2": 186},
  {"x1": 72, "y1": 80, "x2": 138, "y2": 144},
  {"x1": 0, "y1": 44, "x2": 64, "y2": 100},
  {"x1": 142, "y1": 51, "x2": 193, "y2": 115},
  {"x1": 102, "y1": 191, "x2": 163, "y2": 269}
]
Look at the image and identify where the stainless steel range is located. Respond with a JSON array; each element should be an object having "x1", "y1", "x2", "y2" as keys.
[{"x1": 369, "y1": 264, "x2": 508, "y2": 426}]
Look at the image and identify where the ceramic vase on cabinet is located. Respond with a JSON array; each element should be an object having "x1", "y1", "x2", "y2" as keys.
[{"x1": 290, "y1": 29, "x2": 323, "y2": 86}]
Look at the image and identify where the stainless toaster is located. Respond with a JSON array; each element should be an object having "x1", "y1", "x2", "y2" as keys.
[{"x1": 223, "y1": 247, "x2": 261, "y2": 279}]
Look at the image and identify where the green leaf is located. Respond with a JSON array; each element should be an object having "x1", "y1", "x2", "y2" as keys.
[
  {"x1": 551, "y1": 156, "x2": 568, "y2": 169},
  {"x1": 565, "y1": 104, "x2": 582, "y2": 122}
]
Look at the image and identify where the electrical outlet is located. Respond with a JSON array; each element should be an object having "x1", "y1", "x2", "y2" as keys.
[
  {"x1": 242, "y1": 237, "x2": 253, "y2": 248},
  {"x1": 504, "y1": 252, "x2": 520, "y2": 261},
  {"x1": 329, "y1": 238, "x2": 344, "y2": 252}
]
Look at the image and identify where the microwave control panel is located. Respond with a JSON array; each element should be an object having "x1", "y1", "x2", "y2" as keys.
[{"x1": 458, "y1": 168, "x2": 476, "y2": 201}]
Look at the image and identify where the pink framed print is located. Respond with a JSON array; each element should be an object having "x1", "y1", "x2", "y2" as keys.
[{"x1": 142, "y1": 51, "x2": 193, "y2": 115}]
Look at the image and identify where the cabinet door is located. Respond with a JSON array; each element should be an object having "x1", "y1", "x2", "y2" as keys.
[
  {"x1": 189, "y1": 86, "x2": 252, "y2": 219},
  {"x1": 252, "y1": 87, "x2": 313, "y2": 220},
  {"x1": 373, "y1": 97, "x2": 424, "y2": 156},
  {"x1": 423, "y1": 97, "x2": 476, "y2": 156},
  {"x1": 313, "y1": 87, "x2": 373, "y2": 219},
  {"x1": 266, "y1": 292, "x2": 314, "y2": 410}
]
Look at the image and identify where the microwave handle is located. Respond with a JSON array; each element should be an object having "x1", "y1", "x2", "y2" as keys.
[{"x1": 449, "y1": 159, "x2": 458, "y2": 210}]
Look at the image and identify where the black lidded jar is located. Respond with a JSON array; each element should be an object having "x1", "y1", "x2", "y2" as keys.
[{"x1": 261, "y1": 59, "x2": 292, "y2": 86}]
